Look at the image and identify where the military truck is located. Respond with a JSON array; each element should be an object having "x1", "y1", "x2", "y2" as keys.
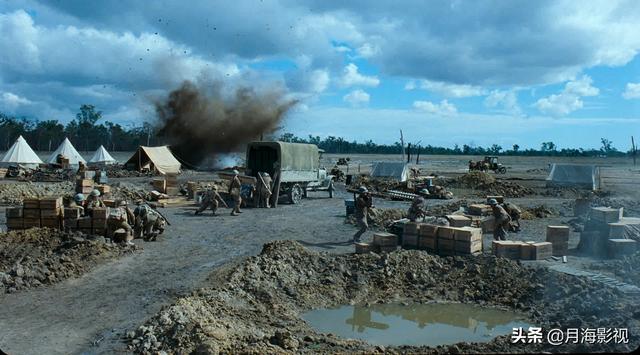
[{"x1": 245, "y1": 141, "x2": 335, "y2": 205}]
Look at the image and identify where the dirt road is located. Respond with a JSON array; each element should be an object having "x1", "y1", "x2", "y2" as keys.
[{"x1": 0, "y1": 188, "x2": 377, "y2": 355}]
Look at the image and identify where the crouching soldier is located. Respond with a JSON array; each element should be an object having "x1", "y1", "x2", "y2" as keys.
[
  {"x1": 489, "y1": 198, "x2": 511, "y2": 241},
  {"x1": 107, "y1": 200, "x2": 135, "y2": 245},
  {"x1": 408, "y1": 195, "x2": 427, "y2": 222},
  {"x1": 502, "y1": 201, "x2": 522, "y2": 232},
  {"x1": 195, "y1": 185, "x2": 228, "y2": 216},
  {"x1": 134, "y1": 202, "x2": 167, "y2": 241}
]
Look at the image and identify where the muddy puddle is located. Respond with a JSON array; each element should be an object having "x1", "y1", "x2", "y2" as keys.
[{"x1": 303, "y1": 302, "x2": 532, "y2": 346}]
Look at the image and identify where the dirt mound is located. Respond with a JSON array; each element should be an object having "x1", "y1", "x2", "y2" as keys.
[
  {"x1": 110, "y1": 182, "x2": 156, "y2": 202},
  {"x1": 0, "y1": 228, "x2": 137, "y2": 294},
  {"x1": 0, "y1": 181, "x2": 74, "y2": 205},
  {"x1": 345, "y1": 208, "x2": 406, "y2": 230},
  {"x1": 427, "y1": 200, "x2": 469, "y2": 216},
  {"x1": 587, "y1": 251, "x2": 640, "y2": 287},
  {"x1": 128, "y1": 241, "x2": 639, "y2": 354},
  {"x1": 350, "y1": 175, "x2": 408, "y2": 193},
  {"x1": 448, "y1": 172, "x2": 533, "y2": 198},
  {"x1": 521, "y1": 205, "x2": 558, "y2": 220},
  {"x1": 457, "y1": 171, "x2": 496, "y2": 186},
  {"x1": 105, "y1": 165, "x2": 157, "y2": 178}
]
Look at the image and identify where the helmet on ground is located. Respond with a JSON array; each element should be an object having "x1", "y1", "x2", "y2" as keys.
[
  {"x1": 91, "y1": 189, "x2": 101, "y2": 197},
  {"x1": 74, "y1": 193, "x2": 85, "y2": 202},
  {"x1": 358, "y1": 186, "x2": 368, "y2": 193},
  {"x1": 488, "y1": 198, "x2": 498, "y2": 205}
]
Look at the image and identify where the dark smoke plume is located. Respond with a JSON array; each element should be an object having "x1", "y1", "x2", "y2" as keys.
[{"x1": 155, "y1": 80, "x2": 297, "y2": 167}]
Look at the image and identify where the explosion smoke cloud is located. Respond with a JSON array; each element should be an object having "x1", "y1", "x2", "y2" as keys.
[{"x1": 155, "y1": 80, "x2": 297, "y2": 167}]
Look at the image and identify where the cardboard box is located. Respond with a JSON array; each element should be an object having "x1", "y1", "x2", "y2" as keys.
[
  {"x1": 23, "y1": 218, "x2": 41, "y2": 228},
  {"x1": 64, "y1": 207, "x2": 82, "y2": 219},
  {"x1": 6, "y1": 207, "x2": 23, "y2": 218},
  {"x1": 6, "y1": 217, "x2": 24, "y2": 229},
  {"x1": 78, "y1": 217, "x2": 92, "y2": 228},
  {"x1": 373, "y1": 232, "x2": 398, "y2": 247},
  {"x1": 23, "y1": 198, "x2": 40, "y2": 209},
  {"x1": 446, "y1": 215, "x2": 472, "y2": 227},
  {"x1": 418, "y1": 236, "x2": 437, "y2": 251},
  {"x1": 23, "y1": 209, "x2": 40, "y2": 219},
  {"x1": 454, "y1": 227, "x2": 482, "y2": 242},
  {"x1": 41, "y1": 208, "x2": 62, "y2": 218},
  {"x1": 590, "y1": 207, "x2": 622, "y2": 223},
  {"x1": 92, "y1": 207, "x2": 109, "y2": 219},
  {"x1": 355, "y1": 242, "x2": 372, "y2": 254},
  {"x1": 40, "y1": 197, "x2": 62, "y2": 209},
  {"x1": 608, "y1": 239, "x2": 637, "y2": 258},
  {"x1": 418, "y1": 224, "x2": 438, "y2": 237},
  {"x1": 437, "y1": 226, "x2": 457, "y2": 240},
  {"x1": 469, "y1": 204, "x2": 491, "y2": 216},
  {"x1": 402, "y1": 233, "x2": 419, "y2": 249}
]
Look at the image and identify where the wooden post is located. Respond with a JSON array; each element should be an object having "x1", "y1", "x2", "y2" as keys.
[
  {"x1": 632, "y1": 136, "x2": 637, "y2": 166},
  {"x1": 416, "y1": 145, "x2": 421, "y2": 164},
  {"x1": 400, "y1": 129, "x2": 405, "y2": 162},
  {"x1": 407, "y1": 143, "x2": 411, "y2": 163}
]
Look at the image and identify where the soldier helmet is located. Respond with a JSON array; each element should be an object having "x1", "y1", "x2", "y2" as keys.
[
  {"x1": 91, "y1": 189, "x2": 101, "y2": 197},
  {"x1": 488, "y1": 198, "x2": 498, "y2": 205},
  {"x1": 419, "y1": 188, "x2": 429, "y2": 194},
  {"x1": 119, "y1": 200, "x2": 128, "y2": 206},
  {"x1": 74, "y1": 193, "x2": 85, "y2": 202},
  {"x1": 232, "y1": 169, "x2": 240, "y2": 175},
  {"x1": 358, "y1": 186, "x2": 368, "y2": 193}
]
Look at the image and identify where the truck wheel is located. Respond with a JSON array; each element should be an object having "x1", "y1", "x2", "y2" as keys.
[
  {"x1": 498, "y1": 167, "x2": 507, "y2": 174},
  {"x1": 288, "y1": 184, "x2": 303, "y2": 204}
]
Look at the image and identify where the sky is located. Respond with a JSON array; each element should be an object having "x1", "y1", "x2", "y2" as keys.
[{"x1": 0, "y1": 0, "x2": 639, "y2": 150}]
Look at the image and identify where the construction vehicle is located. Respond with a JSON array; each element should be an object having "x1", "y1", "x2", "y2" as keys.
[
  {"x1": 469, "y1": 156, "x2": 507, "y2": 174},
  {"x1": 245, "y1": 141, "x2": 335, "y2": 206}
]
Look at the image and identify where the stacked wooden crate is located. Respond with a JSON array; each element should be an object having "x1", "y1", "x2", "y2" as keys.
[
  {"x1": 418, "y1": 224, "x2": 438, "y2": 253},
  {"x1": 373, "y1": 232, "x2": 398, "y2": 253},
  {"x1": 402, "y1": 222, "x2": 419, "y2": 249},
  {"x1": 91, "y1": 207, "x2": 109, "y2": 235},
  {"x1": 152, "y1": 178, "x2": 166, "y2": 193},
  {"x1": 77, "y1": 216, "x2": 93, "y2": 234},
  {"x1": 5, "y1": 206, "x2": 24, "y2": 230},
  {"x1": 454, "y1": 227, "x2": 482, "y2": 256},
  {"x1": 165, "y1": 174, "x2": 179, "y2": 195},
  {"x1": 23, "y1": 198, "x2": 41, "y2": 228},
  {"x1": 608, "y1": 239, "x2": 637, "y2": 259},
  {"x1": 63, "y1": 207, "x2": 81, "y2": 231},
  {"x1": 468, "y1": 203, "x2": 492, "y2": 216},
  {"x1": 76, "y1": 178, "x2": 94, "y2": 194},
  {"x1": 446, "y1": 215, "x2": 472, "y2": 227},
  {"x1": 492, "y1": 240, "x2": 522, "y2": 259},
  {"x1": 186, "y1": 181, "x2": 197, "y2": 199},
  {"x1": 39, "y1": 197, "x2": 63, "y2": 229},
  {"x1": 493, "y1": 240, "x2": 553, "y2": 260},
  {"x1": 546, "y1": 225, "x2": 570, "y2": 256},
  {"x1": 436, "y1": 226, "x2": 456, "y2": 256},
  {"x1": 95, "y1": 184, "x2": 111, "y2": 198}
]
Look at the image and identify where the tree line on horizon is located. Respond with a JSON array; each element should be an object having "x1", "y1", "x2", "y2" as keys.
[{"x1": 0, "y1": 106, "x2": 633, "y2": 158}]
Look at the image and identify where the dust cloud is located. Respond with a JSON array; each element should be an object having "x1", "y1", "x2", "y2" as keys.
[{"x1": 154, "y1": 80, "x2": 297, "y2": 168}]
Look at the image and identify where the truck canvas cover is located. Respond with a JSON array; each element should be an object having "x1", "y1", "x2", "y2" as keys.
[{"x1": 246, "y1": 141, "x2": 319, "y2": 182}]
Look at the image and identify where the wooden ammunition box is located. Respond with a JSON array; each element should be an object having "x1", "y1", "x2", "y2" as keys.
[
  {"x1": 531, "y1": 242, "x2": 553, "y2": 260},
  {"x1": 64, "y1": 218, "x2": 79, "y2": 229},
  {"x1": 91, "y1": 207, "x2": 109, "y2": 219},
  {"x1": 373, "y1": 232, "x2": 398, "y2": 247},
  {"x1": 454, "y1": 227, "x2": 483, "y2": 242},
  {"x1": 437, "y1": 226, "x2": 457, "y2": 240},
  {"x1": 23, "y1": 198, "x2": 40, "y2": 209},
  {"x1": 402, "y1": 233, "x2": 419, "y2": 249},
  {"x1": 92, "y1": 218, "x2": 107, "y2": 229},
  {"x1": 469, "y1": 204, "x2": 492, "y2": 216},
  {"x1": 40, "y1": 197, "x2": 63, "y2": 209},
  {"x1": 6, "y1": 207, "x2": 23, "y2": 218},
  {"x1": 355, "y1": 242, "x2": 372, "y2": 254},
  {"x1": 40, "y1": 208, "x2": 62, "y2": 218},
  {"x1": 76, "y1": 178, "x2": 94, "y2": 187},
  {"x1": 418, "y1": 224, "x2": 438, "y2": 237},
  {"x1": 64, "y1": 207, "x2": 82, "y2": 219},
  {"x1": 103, "y1": 199, "x2": 116, "y2": 208},
  {"x1": 418, "y1": 235, "x2": 437, "y2": 251},
  {"x1": 590, "y1": 207, "x2": 622, "y2": 224},
  {"x1": 546, "y1": 225, "x2": 570, "y2": 241},
  {"x1": 6, "y1": 217, "x2": 24, "y2": 230},
  {"x1": 378, "y1": 245, "x2": 397, "y2": 253},
  {"x1": 608, "y1": 239, "x2": 637, "y2": 259},
  {"x1": 492, "y1": 241, "x2": 524, "y2": 259},
  {"x1": 78, "y1": 217, "x2": 93, "y2": 228},
  {"x1": 481, "y1": 216, "x2": 495, "y2": 233},
  {"x1": 403, "y1": 222, "x2": 419, "y2": 235},
  {"x1": 96, "y1": 185, "x2": 111, "y2": 195},
  {"x1": 455, "y1": 240, "x2": 482, "y2": 254},
  {"x1": 438, "y1": 238, "x2": 455, "y2": 251},
  {"x1": 41, "y1": 217, "x2": 60, "y2": 228},
  {"x1": 446, "y1": 215, "x2": 472, "y2": 227},
  {"x1": 23, "y1": 209, "x2": 41, "y2": 219},
  {"x1": 23, "y1": 218, "x2": 41, "y2": 228}
]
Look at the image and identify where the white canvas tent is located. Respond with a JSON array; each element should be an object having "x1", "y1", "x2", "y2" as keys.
[
  {"x1": 1, "y1": 135, "x2": 44, "y2": 168},
  {"x1": 88, "y1": 145, "x2": 117, "y2": 165},
  {"x1": 46, "y1": 138, "x2": 86, "y2": 165},
  {"x1": 125, "y1": 146, "x2": 181, "y2": 174},
  {"x1": 546, "y1": 164, "x2": 600, "y2": 190},
  {"x1": 370, "y1": 161, "x2": 409, "y2": 182}
]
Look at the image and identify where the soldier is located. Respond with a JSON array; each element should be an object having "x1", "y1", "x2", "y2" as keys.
[
  {"x1": 408, "y1": 195, "x2": 427, "y2": 222},
  {"x1": 134, "y1": 201, "x2": 167, "y2": 241},
  {"x1": 502, "y1": 201, "x2": 522, "y2": 232},
  {"x1": 195, "y1": 185, "x2": 228, "y2": 215},
  {"x1": 256, "y1": 172, "x2": 273, "y2": 208},
  {"x1": 77, "y1": 161, "x2": 87, "y2": 175},
  {"x1": 85, "y1": 189, "x2": 106, "y2": 216},
  {"x1": 489, "y1": 198, "x2": 511, "y2": 241},
  {"x1": 229, "y1": 170, "x2": 242, "y2": 216},
  {"x1": 107, "y1": 200, "x2": 135, "y2": 245},
  {"x1": 68, "y1": 193, "x2": 86, "y2": 216},
  {"x1": 353, "y1": 186, "x2": 373, "y2": 243}
]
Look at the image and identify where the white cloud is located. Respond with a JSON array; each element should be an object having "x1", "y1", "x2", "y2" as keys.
[
  {"x1": 535, "y1": 76, "x2": 599, "y2": 116},
  {"x1": 484, "y1": 90, "x2": 522, "y2": 116},
  {"x1": 339, "y1": 63, "x2": 380, "y2": 88},
  {"x1": 418, "y1": 80, "x2": 486, "y2": 98},
  {"x1": 413, "y1": 99, "x2": 457, "y2": 116},
  {"x1": 1, "y1": 92, "x2": 32, "y2": 111},
  {"x1": 404, "y1": 81, "x2": 416, "y2": 90},
  {"x1": 622, "y1": 82, "x2": 640, "y2": 99},
  {"x1": 343, "y1": 89, "x2": 370, "y2": 106}
]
